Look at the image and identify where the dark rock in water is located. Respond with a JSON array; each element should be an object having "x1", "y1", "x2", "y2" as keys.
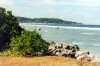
[
  {"x1": 39, "y1": 28, "x2": 41, "y2": 31},
  {"x1": 56, "y1": 27, "x2": 59, "y2": 29}
]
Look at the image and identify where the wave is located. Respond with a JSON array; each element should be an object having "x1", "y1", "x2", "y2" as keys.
[
  {"x1": 44, "y1": 31, "x2": 48, "y2": 33},
  {"x1": 81, "y1": 33, "x2": 95, "y2": 35},
  {"x1": 19, "y1": 24, "x2": 100, "y2": 30},
  {"x1": 92, "y1": 44, "x2": 100, "y2": 47},
  {"x1": 72, "y1": 42, "x2": 84, "y2": 45}
]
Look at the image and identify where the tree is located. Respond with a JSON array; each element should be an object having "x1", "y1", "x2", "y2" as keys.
[
  {"x1": 0, "y1": 7, "x2": 49, "y2": 56},
  {"x1": 0, "y1": 7, "x2": 23, "y2": 51}
]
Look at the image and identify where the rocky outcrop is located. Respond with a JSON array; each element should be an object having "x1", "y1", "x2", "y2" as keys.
[
  {"x1": 48, "y1": 42, "x2": 100, "y2": 63},
  {"x1": 76, "y1": 51, "x2": 100, "y2": 63},
  {"x1": 48, "y1": 42, "x2": 79, "y2": 58}
]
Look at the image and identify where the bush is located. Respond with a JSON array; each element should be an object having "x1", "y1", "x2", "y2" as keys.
[
  {"x1": 0, "y1": 7, "x2": 49, "y2": 56},
  {"x1": 0, "y1": 7, "x2": 23, "y2": 51},
  {"x1": 8, "y1": 30, "x2": 49, "y2": 56}
]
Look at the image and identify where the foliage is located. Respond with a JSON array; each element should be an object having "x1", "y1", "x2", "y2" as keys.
[
  {"x1": 8, "y1": 30, "x2": 49, "y2": 56},
  {"x1": 0, "y1": 7, "x2": 49, "y2": 56},
  {"x1": 0, "y1": 7, "x2": 23, "y2": 51}
]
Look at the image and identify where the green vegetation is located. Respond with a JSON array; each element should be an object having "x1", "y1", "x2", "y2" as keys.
[
  {"x1": 17, "y1": 17, "x2": 82, "y2": 24},
  {"x1": 0, "y1": 7, "x2": 49, "y2": 56},
  {"x1": 0, "y1": 7, "x2": 23, "y2": 51},
  {"x1": 7, "y1": 30, "x2": 49, "y2": 56}
]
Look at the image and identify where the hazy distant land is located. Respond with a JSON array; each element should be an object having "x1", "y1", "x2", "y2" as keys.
[{"x1": 16, "y1": 16, "x2": 82, "y2": 24}]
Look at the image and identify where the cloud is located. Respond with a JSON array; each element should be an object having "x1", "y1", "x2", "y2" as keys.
[
  {"x1": 0, "y1": 0, "x2": 14, "y2": 9},
  {"x1": 22, "y1": 0, "x2": 100, "y2": 7},
  {"x1": 12, "y1": 7, "x2": 32, "y2": 18},
  {"x1": 45, "y1": 0, "x2": 100, "y2": 7},
  {"x1": 0, "y1": 0, "x2": 32, "y2": 18},
  {"x1": 0, "y1": 0, "x2": 100, "y2": 24},
  {"x1": 0, "y1": 0, "x2": 13, "y2": 5}
]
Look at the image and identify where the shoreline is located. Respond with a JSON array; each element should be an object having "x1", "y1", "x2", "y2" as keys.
[
  {"x1": 19, "y1": 23, "x2": 100, "y2": 58},
  {"x1": 0, "y1": 42, "x2": 100, "y2": 63},
  {"x1": 19, "y1": 22, "x2": 82, "y2": 25}
]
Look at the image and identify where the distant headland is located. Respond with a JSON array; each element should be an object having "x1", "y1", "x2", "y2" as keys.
[{"x1": 16, "y1": 16, "x2": 82, "y2": 24}]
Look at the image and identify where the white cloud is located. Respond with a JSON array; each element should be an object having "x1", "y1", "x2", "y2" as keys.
[
  {"x1": 0, "y1": 0, "x2": 14, "y2": 9},
  {"x1": 0, "y1": 0, "x2": 13, "y2": 5},
  {"x1": 12, "y1": 7, "x2": 32, "y2": 18},
  {"x1": 44, "y1": 0, "x2": 100, "y2": 7},
  {"x1": 0, "y1": 0, "x2": 100, "y2": 24},
  {"x1": 21, "y1": 0, "x2": 100, "y2": 7},
  {"x1": 0, "y1": 0, "x2": 32, "y2": 18}
]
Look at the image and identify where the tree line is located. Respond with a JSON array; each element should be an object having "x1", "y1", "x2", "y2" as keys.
[{"x1": 17, "y1": 16, "x2": 82, "y2": 24}]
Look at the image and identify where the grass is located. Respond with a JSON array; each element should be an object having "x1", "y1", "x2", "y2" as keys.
[{"x1": 0, "y1": 56, "x2": 100, "y2": 66}]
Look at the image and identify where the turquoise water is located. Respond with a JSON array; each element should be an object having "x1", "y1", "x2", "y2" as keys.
[{"x1": 20, "y1": 23, "x2": 100, "y2": 57}]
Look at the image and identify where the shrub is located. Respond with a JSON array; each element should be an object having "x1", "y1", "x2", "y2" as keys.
[
  {"x1": 8, "y1": 30, "x2": 49, "y2": 56},
  {"x1": 0, "y1": 7, "x2": 49, "y2": 56}
]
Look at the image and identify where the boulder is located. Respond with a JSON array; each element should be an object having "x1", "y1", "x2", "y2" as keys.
[
  {"x1": 55, "y1": 52, "x2": 61, "y2": 56},
  {"x1": 75, "y1": 51, "x2": 90, "y2": 58},
  {"x1": 48, "y1": 42, "x2": 79, "y2": 58},
  {"x1": 75, "y1": 51, "x2": 100, "y2": 63},
  {"x1": 48, "y1": 42, "x2": 100, "y2": 63}
]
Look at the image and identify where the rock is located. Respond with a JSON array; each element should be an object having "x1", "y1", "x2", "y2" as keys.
[
  {"x1": 75, "y1": 51, "x2": 90, "y2": 61},
  {"x1": 88, "y1": 55, "x2": 100, "y2": 63},
  {"x1": 48, "y1": 42, "x2": 79, "y2": 58},
  {"x1": 65, "y1": 45, "x2": 70, "y2": 49},
  {"x1": 49, "y1": 45, "x2": 55, "y2": 51},
  {"x1": 61, "y1": 43, "x2": 68, "y2": 48},
  {"x1": 72, "y1": 45, "x2": 80, "y2": 50},
  {"x1": 48, "y1": 42, "x2": 100, "y2": 63},
  {"x1": 75, "y1": 51, "x2": 89, "y2": 58},
  {"x1": 91, "y1": 57, "x2": 100, "y2": 63},
  {"x1": 55, "y1": 52, "x2": 61, "y2": 56},
  {"x1": 75, "y1": 51, "x2": 100, "y2": 63},
  {"x1": 76, "y1": 54, "x2": 91, "y2": 61},
  {"x1": 77, "y1": 56, "x2": 84, "y2": 60}
]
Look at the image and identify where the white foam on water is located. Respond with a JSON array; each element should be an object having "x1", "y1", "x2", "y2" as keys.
[
  {"x1": 72, "y1": 42, "x2": 84, "y2": 45},
  {"x1": 44, "y1": 31, "x2": 48, "y2": 33},
  {"x1": 81, "y1": 33, "x2": 95, "y2": 35},
  {"x1": 92, "y1": 44, "x2": 100, "y2": 47},
  {"x1": 20, "y1": 23, "x2": 100, "y2": 31}
]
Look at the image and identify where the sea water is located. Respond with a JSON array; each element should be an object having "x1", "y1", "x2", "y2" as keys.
[{"x1": 20, "y1": 23, "x2": 100, "y2": 57}]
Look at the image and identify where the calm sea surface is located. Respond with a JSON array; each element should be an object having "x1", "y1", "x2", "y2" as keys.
[{"x1": 20, "y1": 23, "x2": 100, "y2": 57}]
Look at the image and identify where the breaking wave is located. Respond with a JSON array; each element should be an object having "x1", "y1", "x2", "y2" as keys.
[{"x1": 20, "y1": 23, "x2": 100, "y2": 31}]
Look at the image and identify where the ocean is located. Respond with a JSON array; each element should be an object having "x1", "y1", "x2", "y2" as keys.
[{"x1": 20, "y1": 23, "x2": 100, "y2": 58}]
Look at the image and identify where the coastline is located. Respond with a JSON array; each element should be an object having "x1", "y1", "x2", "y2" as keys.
[
  {"x1": 0, "y1": 6, "x2": 99, "y2": 66},
  {"x1": 19, "y1": 23, "x2": 100, "y2": 58},
  {"x1": 19, "y1": 22, "x2": 82, "y2": 25}
]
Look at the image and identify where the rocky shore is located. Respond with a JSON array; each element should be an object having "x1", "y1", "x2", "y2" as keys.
[{"x1": 48, "y1": 42, "x2": 100, "y2": 63}]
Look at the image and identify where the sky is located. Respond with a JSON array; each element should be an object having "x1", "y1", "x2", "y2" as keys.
[{"x1": 0, "y1": 0, "x2": 100, "y2": 24}]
